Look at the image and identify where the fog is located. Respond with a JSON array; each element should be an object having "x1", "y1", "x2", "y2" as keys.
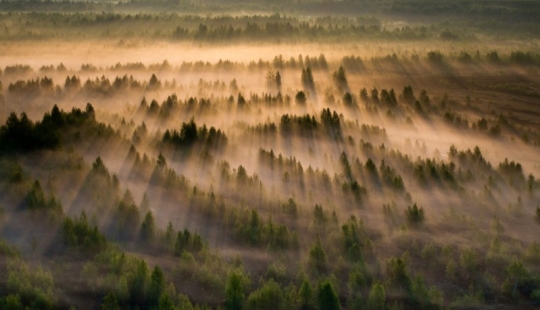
[{"x1": 1, "y1": 7, "x2": 540, "y2": 310}]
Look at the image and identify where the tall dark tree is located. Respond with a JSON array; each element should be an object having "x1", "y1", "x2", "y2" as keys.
[
  {"x1": 299, "y1": 279, "x2": 315, "y2": 310},
  {"x1": 317, "y1": 280, "x2": 340, "y2": 310},
  {"x1": 343, "y1": 92, "x2": 355, "y2": 107},
  {"x1": 225, "y1": 270, "x2": 246, "y2": 310},
  {"x1": 360, "y1": 88, "x2": 369, "y2": 102},
  {"x1": 333, "y1": 66, "x2": 349, "y2": 94},
  {"x1": 276, "y1": 71, "x2": 282, "y2": 93},
  {"x1": 308, "y1": 238, "x2": 327, "y2": 274},
  {"x1": 237, "y1": 93, "x2": 247, "y2": 107},
  {"x1": 370, "y1": 88, "x2": 379, "y2": 104},
  {"x1": 130, "y1": 261, "x2": 149, "y2": 308},
  {"x1": 401, "y1": 85, "x2": 415, "y2": 104},
  {"x1": 147, "y1": 74, "x2": 161, "y2": 90},
  {"x1": 141, "y1": 211, "x2": 156, "y2": 242},
  {"x1": 295, "y1": 91, "x2": 307, "y2": 105},
  {"x1": 157, "y1": 153, "x2": 167, "y2": 168},
  {"x1": 25, "y1": 180, "x2": 46, "y2": 210},
  {"x1": 367, "y1": 282, "x2": 386, "y2": 310},
  {"x1": 301, "y1": 67, "x2": 316, "y2": 97},
  {"x1": 147, "y1": 266, "x2": 166, "y2": 308}
]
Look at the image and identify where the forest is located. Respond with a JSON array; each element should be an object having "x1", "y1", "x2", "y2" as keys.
[{"x1": 1, "y1": 0, "x2": 540, "y2": 309}]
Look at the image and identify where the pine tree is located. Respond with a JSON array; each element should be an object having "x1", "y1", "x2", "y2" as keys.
[
  {"x1": 225, "y1": 271, "x2": 246, "y2": 310},
  {"x1": 317, "y1": 280, "x2": 340, "y2": 310},
  {"x1": 367, "y1": 282, "x2": 386, "y2": 310},
  {"x1": 141, "y1": 212, "x2": 156, "y2": 242}
]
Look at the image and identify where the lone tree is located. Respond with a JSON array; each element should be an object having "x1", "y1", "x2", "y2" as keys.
[
  {"x1": 301, "y1": 67, "x2": 316, "y2": 96},
  {"x1": 342, "y1": 92, "x2": 355, "y2": 107},
  {"x1": 157, "y1": 153, "x2": 167, "y2": 168},
  {"x1": 295, "y1": 91, "x2": 307, "y2": 105},
  {"x1": 401, "y1": 85, "x2": 415, "y2": 104},
  {"x1": 406, "y1": 203, "x2": 425, "y2": 224}
]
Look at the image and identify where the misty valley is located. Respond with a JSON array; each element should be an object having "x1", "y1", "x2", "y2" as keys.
[{"x1": 1, "y1": 2, "x2": 540, "y2": 310}]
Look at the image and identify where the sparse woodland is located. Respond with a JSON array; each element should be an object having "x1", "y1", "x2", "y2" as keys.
[{"x1": 1, "y1": 1, "x2": 540, "y2": 309}]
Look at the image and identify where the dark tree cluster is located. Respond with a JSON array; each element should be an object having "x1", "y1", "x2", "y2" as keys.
[
  {"x1": 341, "y1": 55, "x2": 365, "y2": 73},
  {"x1": 413, "y1": 158, "x2": 457, "y2": 186},
  {"x1": 112, "y1": 190, "x2": 142, "y2": 240},
  {"x1": 8, "y1": 77, "x2": 57, "y2": 96},
  {"x1": 62, "y1": 211, "x2": 107, "y2": 252},
  {"x1": 232, "y1": 209, "x2": 299, "y2": 250},
  {"x1": 3, "y1": 64, "x2": 33, "y2": 76},
  {"x1": 258, "y1": 148, "x2": 307, "y2": 186},
  {"x1": 82, "y1": 74, "x2": 166, "y2": 96},
  {"x1": 320, "y1": 108, "x2": 342, "y2": 139},
  {"x1": 163, "y1": 118, "x2": 227, "y2": 151},
  {"x1": 444, "y1": 111, "x2": 470, "y2": 129},
  {"x1": 279, "y1": 113, "x2": 318, "y2": 136},
  {"x1": 0, "y1": 103, "x2": 108, "y2": 153},
  {"x1": 449, "y1": 145, "x2": 491, "y2": 170},
  {"x1": 360, "y1": 87, "x2": 398, "y2": 107},
  {"x1": 405, "y1": 203, "x2": 425, "y2": 224},
  {"x1": 341, "y1": 216, "x2": 369, "y2": 263},
  {"x1": 379, "y1": 160, "x2": 405, "y2": 191},
  {"x1": 332, "y1": 66, "x2": 349, "y2": 94},
  {"x1": 23, "y1": 180, "x2": 63, "y2": 215},
  {"x1": 140, "y1": 95, "x2": 219, "y2": 119},
  {"x1": 498, "y1": 158, "x2": 525, "y2": 187},
  {"x1": 95, "y1": 257, "x2": 192, "y2": 310},
  {"x1": 174, "y1": 228, "x2": 204, "y2": 255},
  {"x1": 168, "y1": 20, "x2": 402, "y2": 43},
  {"x1": 360, "y1": 124, "x2": 387, "y2": 139},
  {"x1": 64, "y1": 75, "x2": 82, "y2": 92},
  {"x1": 339, "y1": 152, "x2": 367, "y2": 202},
  {"x1": 246, "y1": 122, "x2": 277, "y2": 136}
]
